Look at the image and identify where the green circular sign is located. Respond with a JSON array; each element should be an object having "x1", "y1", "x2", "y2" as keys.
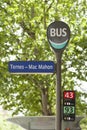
[{"x1": 47, "y1": 21, "x2": 70, "y2": 51}]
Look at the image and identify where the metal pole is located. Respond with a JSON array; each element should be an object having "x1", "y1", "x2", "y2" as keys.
[
  {"x1": 28, "y1": 122, "x2": 31, "y2": 130},
  {"x1": 56, "y1": 51, "x2": 62, "y2": 130}
]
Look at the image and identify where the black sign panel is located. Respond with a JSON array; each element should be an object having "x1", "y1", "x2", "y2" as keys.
[
  {"x1": 63, "y1": 91, "x2": 75, "y2": 121},
  {"x1": 47, "y1": 21, "x2": 70, "y2": 52}
]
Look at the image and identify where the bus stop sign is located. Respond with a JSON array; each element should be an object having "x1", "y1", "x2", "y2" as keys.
[{"x1": 47, "y1": 21, "x2": 70, "y2": 52}]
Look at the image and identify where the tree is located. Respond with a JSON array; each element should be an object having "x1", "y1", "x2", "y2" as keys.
[{"x1": 0, "y1": 0, "x2": 87, "y2": 116}]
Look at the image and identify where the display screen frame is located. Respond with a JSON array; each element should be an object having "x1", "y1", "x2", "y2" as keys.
[{"x1": 63, "y1": 90, "x2": 76, "y2": 121}]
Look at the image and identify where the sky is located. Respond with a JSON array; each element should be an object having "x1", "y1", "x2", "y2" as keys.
[{"x1": 75, "y1": 81, "x2": 87, "y2": 93}]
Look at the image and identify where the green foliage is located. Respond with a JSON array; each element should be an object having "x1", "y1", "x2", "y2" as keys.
[
  {"x1": 0, "y1": 115, "x2": 22, "y2": 130},
  {"x1": 0, "y1": 0, "x2": 87, "y2": 116},
  {"x1": 80, "y1": 118, "x2": 87, "y2": 130}
]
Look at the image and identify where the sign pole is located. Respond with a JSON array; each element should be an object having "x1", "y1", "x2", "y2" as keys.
[
  {"x1": 56, "y1": 51, "x2": 62, "y2": 130},
  {"x1": 47, "y1": 21, "x2": 70, "y2": 130}
]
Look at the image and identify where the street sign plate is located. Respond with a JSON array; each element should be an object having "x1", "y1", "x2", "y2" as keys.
[
  {"x1": 8, "y1": 61, "x2": 55, "y2": 74},
  {"x1": 63, "y1": 91, "x2": 75, "y2": 121}
]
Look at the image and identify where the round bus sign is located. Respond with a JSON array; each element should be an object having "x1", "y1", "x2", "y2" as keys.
[{"x1": 47, "y1": 21, "x2": 70, "y2": 51}]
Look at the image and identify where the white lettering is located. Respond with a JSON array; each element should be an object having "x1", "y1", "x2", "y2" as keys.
[
  {"x1": 28, "y1": 65, "x2": 37, "y2": 69},
  {"x1": 38, "y1": 64, "x2": 53, "y2": 69},
  {"x1": 62, "y1": 28, "x2": 67, "y2": 37},
  {"x1": 50, "y1": 28, "x2": 67, "y2": 37},
  {"x1": 50, "y1": 28, "x2": 55, "y2": 36},
  {"x1": 10, "y1": 64, "x2": 24, "y2": 69},
  {"x1": 56, "y1": 28, "x2": 62, "y2": 37}
]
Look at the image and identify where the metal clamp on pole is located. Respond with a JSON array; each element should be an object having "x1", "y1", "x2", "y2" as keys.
[{"x1": 65, "y1": 128, "x2": 70, "y2": 130}]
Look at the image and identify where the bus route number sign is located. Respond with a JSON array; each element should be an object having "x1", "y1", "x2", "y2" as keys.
[{"x1": 63, "y1": 91, "x2": 75, "y2": 121}]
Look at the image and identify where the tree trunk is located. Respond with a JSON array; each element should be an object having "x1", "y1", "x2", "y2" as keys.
[{"x1": 41, "y1": 87, "x2": 52, "y2": 115}]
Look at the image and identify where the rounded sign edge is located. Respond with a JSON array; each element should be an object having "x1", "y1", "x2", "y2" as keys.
[{"x1": 47, "y1": 21, "x2": 70, "y2": 52}]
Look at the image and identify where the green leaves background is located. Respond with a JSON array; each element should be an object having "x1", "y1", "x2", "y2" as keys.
[{"x1": 0, "y1": 0, "x2": 87, "y2": 116}]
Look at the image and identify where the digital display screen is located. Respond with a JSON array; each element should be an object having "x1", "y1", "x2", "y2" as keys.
[
  {"x1": 63, "y1": 91, "x2": 75, "y2": 99},
  {"x1": 64, "y1": 106, "x2": 75, "y2": 114},
  {"x1": 63, "y1": 91, "x2": 75, "y2": 121}
]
